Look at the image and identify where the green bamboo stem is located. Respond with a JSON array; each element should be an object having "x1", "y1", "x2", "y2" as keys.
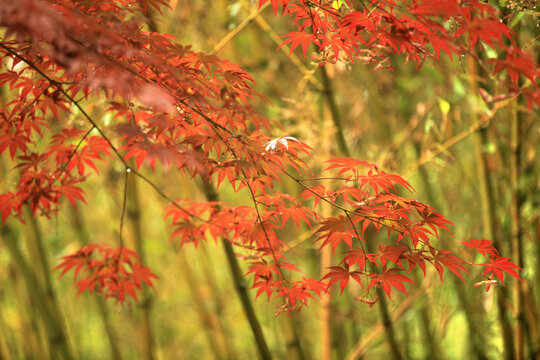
[
  {"x1": 402, "y1": 311, "x2": 412, "y2": 359},
  {"x1": 510, "y1": 105, "x2": 525, "y2": 360},
  {"x1": 393, "y1": 144, "x2": 439, "y2": 355},
  {"x1": 419, "y1": 302, "x2": 439, "y2": 360},
  {"x1": 319, "y1": 64, "x2": 378, "y2": 359},
  {"x1": 530, "y1": 217, "x2": 540, "y2": 358},
  {"x1": 281, "y1": 314, "x2": 310, "y2": 360},
  {"x1": 378, "y1": 291, "x2": 403, "y2": 360},
  {"x1": 222, "y1": 238, "x2": 273, "y2": 360},
  {"x1": 70, "y1": 208, "x2": 124, "y2": 360},
  {"x1": 21, "y1": 209, "x2": 75, "y2": 360},
  {"x1": 474, "y1": 129, "x2": 515, "y2": 360},
  {"x1": 127, "y1": 174, "x2": 155, "y2": 360},
  {"x1": 177, "y1": 250, "x2": 227, "y2": 360},
  {"x1": 467, "y1": 51, "x2": 515, "y2": 360},
  {"x1": 1, "y1": 224, "x2": 73, "y2": 360},
  {"x1": 200, "y1": 179, "x2": 273, "y2": 360},
  {"x1": 198, "y1": 244, "x2": 238, "y2": 360},
  {"x1": 3, "y1": 267, "x2": 42, "y2": 360},
  {"x1": 319, "y1": 70, "x2": 334, "y2": 360},
  {"x1": 414, "y1": 142, "x2": 486, "y2": 360},
  {"x1": 238, "y1": 0, "x2": 323, "y2": 90},
  {"x1": 320, "y1": 65, "x2": 350, "y2": 157},
  {"x1": 23, "y1": 208, "x2": 56, "y2": 302},
  {"x1": 364, "y1": 232, "x2": 403, "y2": 360}
]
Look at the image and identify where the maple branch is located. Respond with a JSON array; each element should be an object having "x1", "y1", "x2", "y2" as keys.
[
  {"x1": 201, "y1": 113, "x2": 288, "y2": 281},
  {"x1": 344, "y1": 211, "x2": 371, "y2": 275},
  {"x1": 55, "y1": 125, "x2": 95, "y2": 178},
  {"x1": 283, "y1": 169, "x2": 424, "y2": 244},
  {"x1": 8, "y1": 46, "x2": 283, "y2": 285},
  {"x1": 0, "y1": 44, "x2": 125, "y2": 161},
  {"x1": 0, "y1": 43, "x2": 203, "y2": 223},
  {"x1": 245, "y1": 178, "x2": 287, "y2": 280},
  {"x1": 4, "y1": 44, "x2": 289, "y2": 316},
  {"x1": 20, "y1": 83, "x2": 52, "y2": 115}
]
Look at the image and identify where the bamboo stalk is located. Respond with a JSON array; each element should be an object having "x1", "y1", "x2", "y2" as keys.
[
  {"x1": 221, "y1": 238, "x2": 273, "y2": 360},
  {"x1": 4, "y1": 265, "x2": 45, "y2": 360},
  {"x1": 200, "y1": 179, "x2": 273, "y2": 360},
  {"x1": 198, "y1": 244, "x2": 238, "y2": 360},
  {"x1": 418, "y1": 301, "x2": 439, "y2": 360},
  {"x1": 1, "y1": 224, "x2": 73, "y2": 360},
  {"x1": 474, "y1": 129, "x2": 515, "y2": 360},
  {"x1": 127, "y1": 175, "x2": 156, "y2": 360},
  {"x1": 239, "y1": 0, "x2": 323, "y2": 90},
  {"x1": 21, "y1": 209, "x2": 75, "y2": 360},
  {"x1": 320, "y1": 226, "x2": 332, "y2": 360},
  {"x1": 363, "y1": 232, "x2": 403, "y2": 360},
  {"x1": 211, "y1": 2, "x2": 270, "y2": 55},
  {"x1": 319, "y1": 64, "x2": 335, "y2": 360},
  {"x1": 70, "y1": 208, "x2": 124, "y2": 360},
  {"x1": 528, "y1": 217, "x2": 540, "y2": 357},
  {"x1": 23, "y1": 213, "x2": 53, "y2": 294},
  {"x1": 177, "y1": 250, "x2": 227, "y2": 360},
  {"x1": 510, "y1": 104, "x2": 525, "y2": 360},
  {"x1": 468, "y1": 54, "x2": 515, "y2": 360},
  {"x1": 413, "y1": 142, "x2": 486, "y2": 359},
  {"x1": 282, "y1": 314, "x2": 310, "y2": 360},
  {"x1": 345, "y1": 275, "x2": 433, "y2": 360},
  {"x1": 320, "y1": 65, "x2": 350, "y2": 157}
]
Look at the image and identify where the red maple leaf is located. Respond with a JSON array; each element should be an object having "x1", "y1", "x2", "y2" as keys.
[
  {"x1": 431, "y1": 249, "x2": 470, "y2": 282},
  {"x1": 323, "y1": 264, "x2": 363, "y2": 295},
  {"x1": 279, "y1": 32, "x2": 315, "y2": 57},
  {"x1": 367, "y1": 267, "x2": 415, "y2": 300},
  {"x1": 480, "y1": 257, "x2": 523, "y2": 286},
  {"x1": 461, "y1": 238, "x2": 498, "y2": 257}
]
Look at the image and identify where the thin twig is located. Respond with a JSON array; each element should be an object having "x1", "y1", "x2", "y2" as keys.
[
  {"x1": 119, "y1": 170, "x2": 129, "y2": 248},
  {"x1": 211, "y1": 2, "x2": 270, "y2": 55}
]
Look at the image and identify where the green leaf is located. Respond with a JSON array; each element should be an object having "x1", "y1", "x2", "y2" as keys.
[{"x1": 331, "y1": 0, "x2": 344, "y2": 10}]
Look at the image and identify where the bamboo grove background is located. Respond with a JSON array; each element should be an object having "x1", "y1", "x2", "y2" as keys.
[{"x1": 0, "y1": 1, "x2": 539, "y2": 359}]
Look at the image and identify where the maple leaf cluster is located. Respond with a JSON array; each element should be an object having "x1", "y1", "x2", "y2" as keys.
[
  {"x1": 55, "y1": 245, "x2": 158, "y2": 303},
  {"x1": 260, "y1": 0, "x2": 539, "y2": 109},
  {"x1": 0, "y1": 0, "x2": 532, "y2": 307}
]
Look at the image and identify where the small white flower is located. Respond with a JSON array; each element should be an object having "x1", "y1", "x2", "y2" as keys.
[{"x1": 264, "y1": 136, "x2": 299, "y2": 152}]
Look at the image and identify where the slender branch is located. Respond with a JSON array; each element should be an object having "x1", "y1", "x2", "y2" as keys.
[
  {"x1": 344, "y1": 211, "x2": 371, "y2": 275},
  {"x1": 283, "y1": 169, "x2": 430, "y2": 246},
  {"x1": 404, "y1": 98, "x2": 512, "y2": 177},
  {"x1": 119, "y1": 169, "x2": 129, "y2": 248},
  {"x1": 20, "y1": 84, "x2": 52, "y2": 115},
  {"x1": 2, "y1": 42, "x2": 286, "y2": 277},
  {"x1": 344, "y1": 274, "x2": 434, "y2": 360},
  {"x1": 55, "y1": 125, "x2": 95, "y2": 178},
  {"x1": 239, "y1": 0, "x2": 323, "y2": 90},
  {"x1": 320, "y1": 66, "x2": 350, "y2": 157},
  {"x1": 244, "y1": 180, "x2": 287, "y2": 280},
  {"x1": 210, "y1": 2, "x2": 270, "y2": 55}
]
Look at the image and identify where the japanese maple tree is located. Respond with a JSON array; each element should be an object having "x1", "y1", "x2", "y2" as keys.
[{"x1": 0, "y1": 0, "x2": 535, "y2": 316}]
